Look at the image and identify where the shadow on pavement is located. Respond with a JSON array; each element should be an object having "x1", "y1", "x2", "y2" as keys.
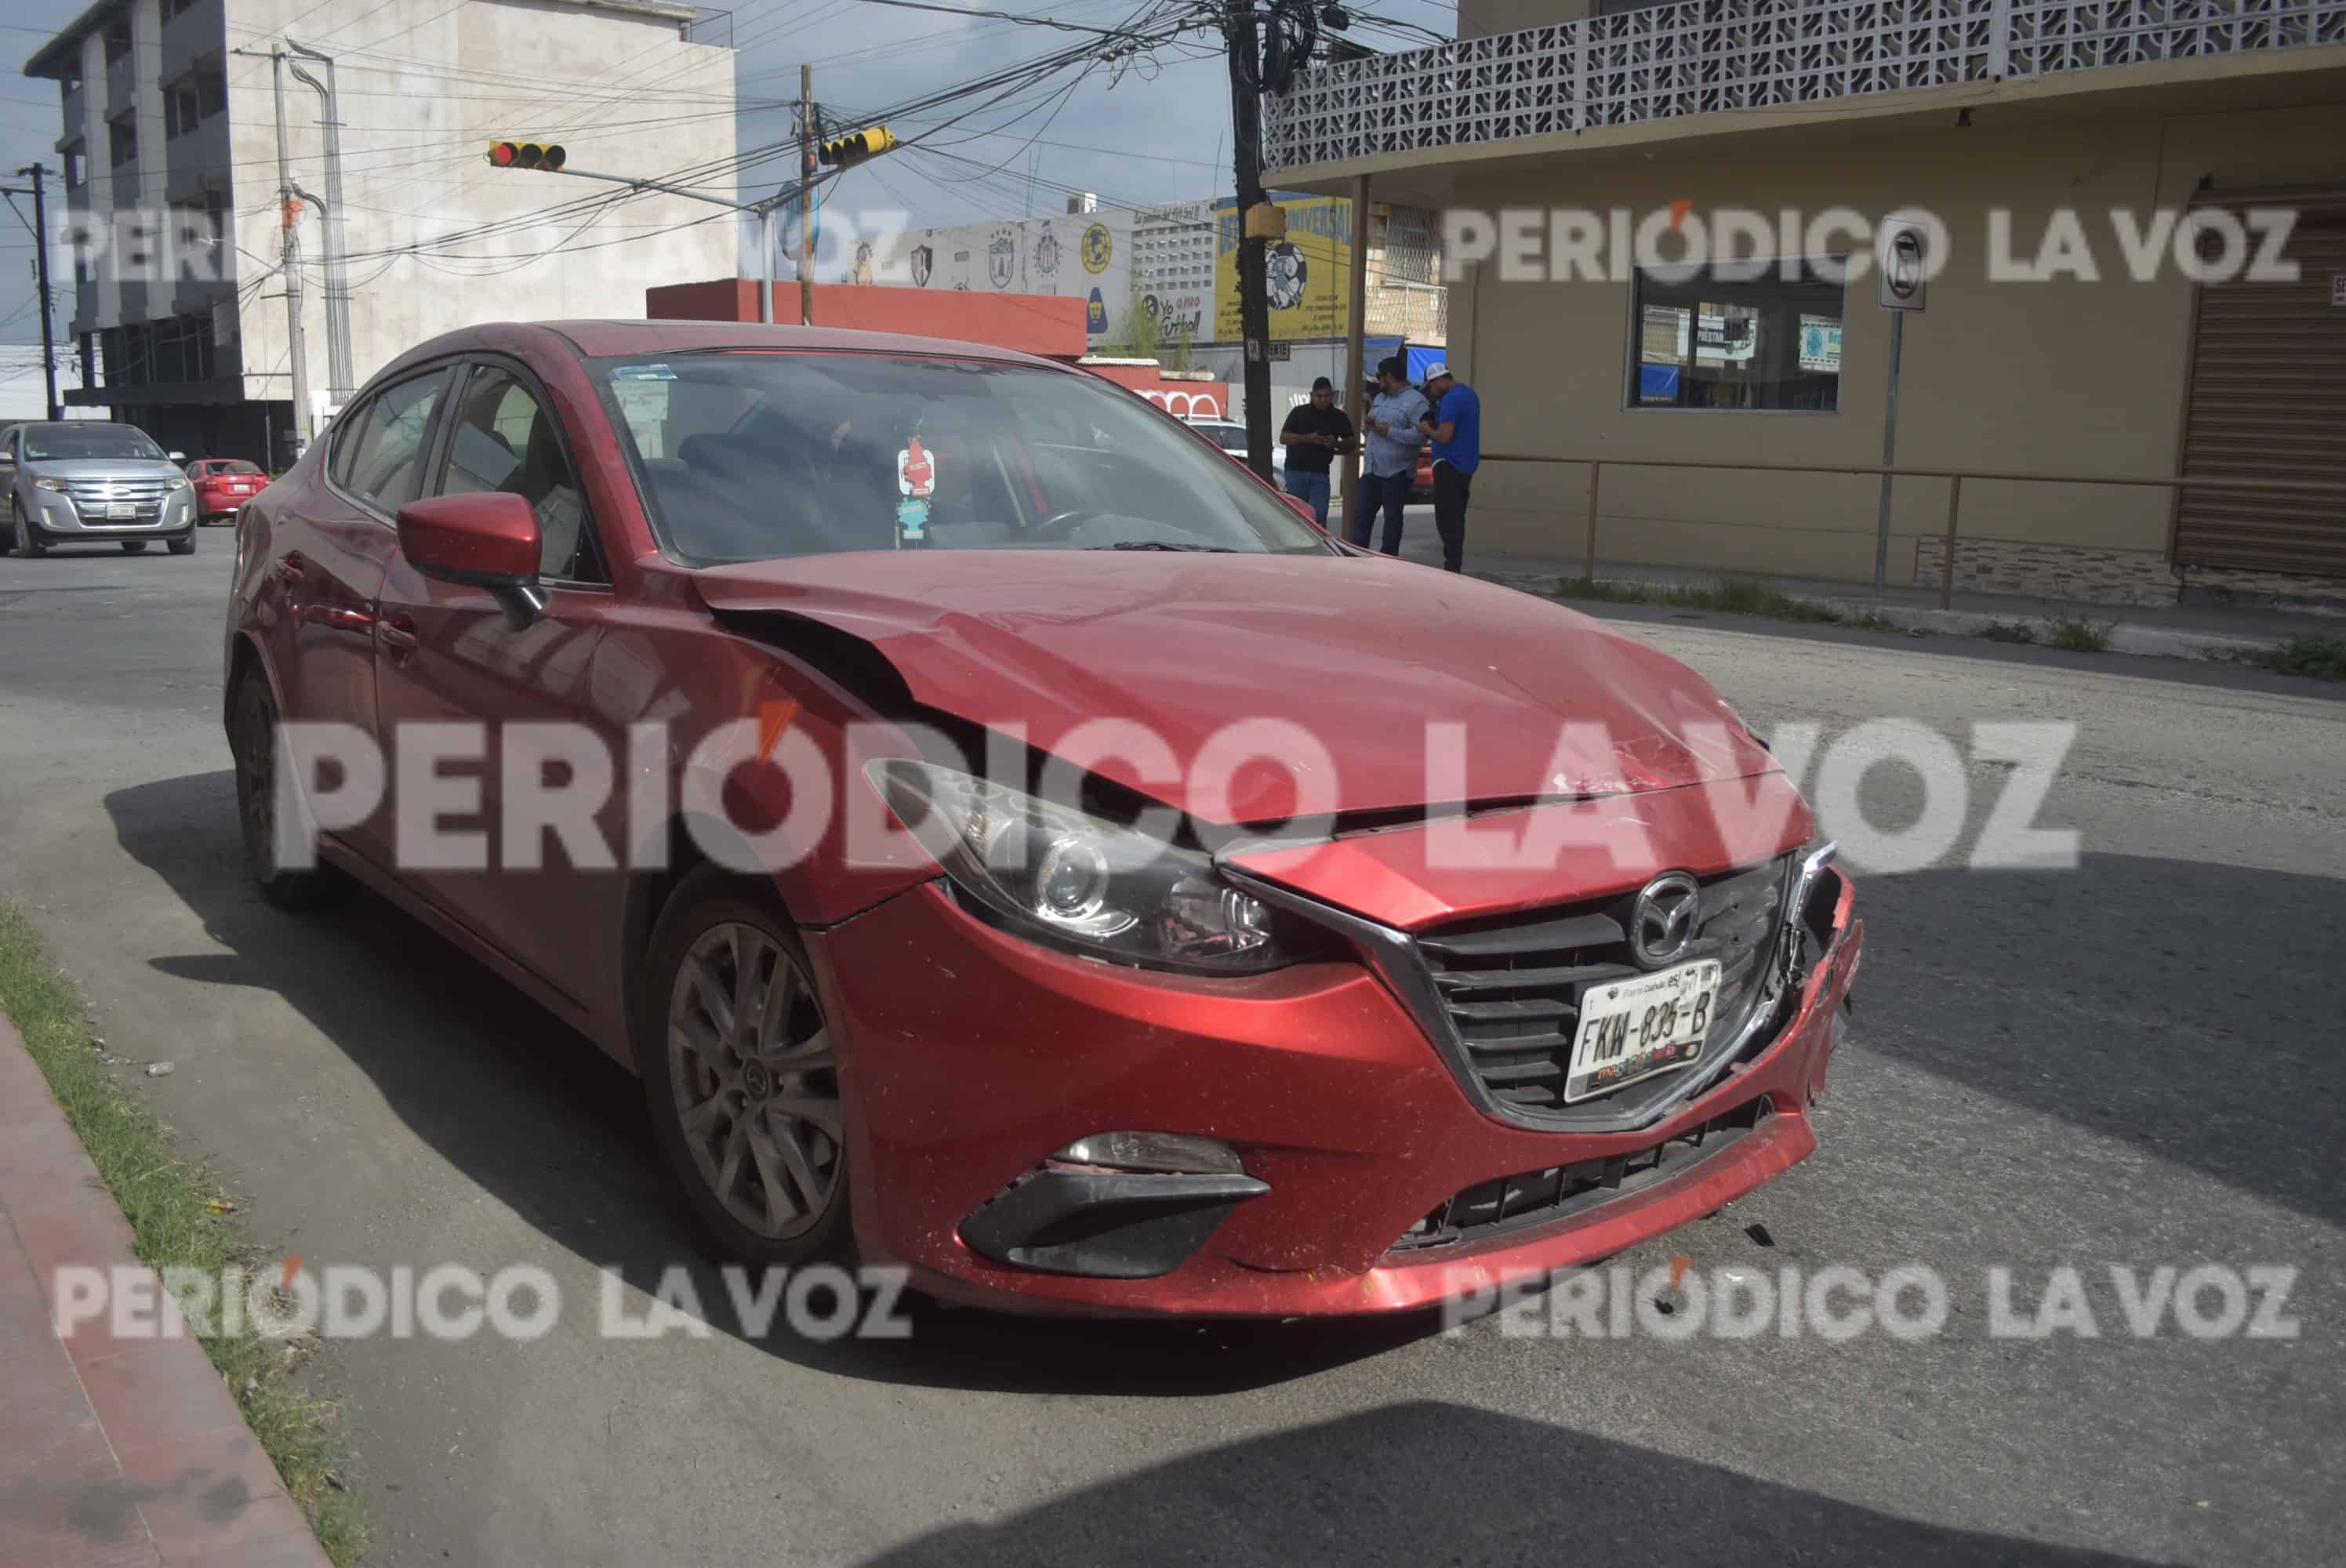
[
  {"x1": 867, "y1": 1403, "x2": 2155, "y2": 1566},
  {"x1": 106, "y1": 769, "x2": 1433, "y2": 1395},
  {"x1": 1850, "y1": 855, "x2": 2346, "y2": 1229}
]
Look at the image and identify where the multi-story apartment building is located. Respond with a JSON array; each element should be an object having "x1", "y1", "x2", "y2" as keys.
[
  {"x1": 1263, "y1": 0, "x2": 2346, "y2": 600},
  {"x1": 24, "y1": 0, "x2": 739, "y2": 463}
]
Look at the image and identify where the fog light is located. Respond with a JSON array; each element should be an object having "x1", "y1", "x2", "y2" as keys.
[{"x1": 1052, "y1": 1131, "x2": 1243, "y2": 1175}]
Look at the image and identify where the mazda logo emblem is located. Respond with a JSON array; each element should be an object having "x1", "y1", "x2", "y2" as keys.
[{"x1": 1629, "y1": 871, "x2": 1702, "y2": 969}]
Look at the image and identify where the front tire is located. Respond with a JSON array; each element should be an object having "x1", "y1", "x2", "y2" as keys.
[
  {"x1": 229, "y1": 671, "x2": 328, "y2": 909},
  {"x1": 12, "y1": 501, "x2": 44, "y2": 558},
  {"x1": 167, "y1": 529, "x2": 196, "y2": 556},
  {"x1": 636, "y1": 867, "x2": 851, "y2": 1269},
  {"x1": 122, "y1": 540, "x2": 147, "y2": 554}
]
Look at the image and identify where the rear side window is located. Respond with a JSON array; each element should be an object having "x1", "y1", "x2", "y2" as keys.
[
  {"x1": 437, "y1": 364, "x2": 602, "y2": 583},
  {"x1": 334, "y1": 371, "x2": 448, "y2": 514}
]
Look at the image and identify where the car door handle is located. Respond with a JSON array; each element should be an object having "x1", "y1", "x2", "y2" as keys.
[
  {"x1": 298, "y1": 603, "x2": 376, "y2": 635},
  {"x1": 376, "y1": 612, "x2": 419, "y2": 656}
]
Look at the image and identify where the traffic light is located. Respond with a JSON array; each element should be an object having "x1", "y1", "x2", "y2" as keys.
[
  {"x1": 486, "y1": 140, "x2": 567, "y2": 171},
  {"x1": 818, "y1": 125, "x2": 898, "y2": 167}
]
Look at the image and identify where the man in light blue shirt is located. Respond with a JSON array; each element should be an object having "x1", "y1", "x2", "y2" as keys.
[
  {"x1": 1417, "y1": 363, "x2": 1480, "y2": 572},
  {"x1": 1353, "y1": 356, "x2": 1429, "y2": 555}
]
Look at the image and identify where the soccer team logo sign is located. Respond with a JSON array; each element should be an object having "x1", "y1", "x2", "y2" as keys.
[
  {"x1": 1081, "y1": 223, "x2": 1113, "y2": 274},
  {"x1": 988, "y1": 228, "x2": 1017, "y2": 289}
]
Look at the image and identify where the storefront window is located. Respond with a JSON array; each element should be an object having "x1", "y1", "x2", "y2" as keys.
[{"x1": 1629, "y1": 260, "x2": 1845, "y2": 412}]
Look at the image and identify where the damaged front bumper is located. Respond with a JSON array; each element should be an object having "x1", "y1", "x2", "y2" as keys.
[{"x1": 804, "y1": 861, "x2": 1862, "y2": 1318}]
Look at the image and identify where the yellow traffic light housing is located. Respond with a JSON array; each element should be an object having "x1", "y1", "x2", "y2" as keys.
[
  {"x1": 487, "y1": 140, "x2": 567, "y2": 171},
  {"x1": 818, "y1": 125, "x2": 899, "y2": 168}
]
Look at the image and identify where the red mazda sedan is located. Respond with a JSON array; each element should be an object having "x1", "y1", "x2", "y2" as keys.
[
  {"x1": 223, "y1": 321, "x2": 1861, "y2": 1316},
  {"x1": 187, "y1": 457, "x2": 269, "y2": 522}
]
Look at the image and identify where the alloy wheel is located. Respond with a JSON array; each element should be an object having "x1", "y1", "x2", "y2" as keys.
[{"x1": 665, "y1": 923, "x2": 842, "y2": 1240}]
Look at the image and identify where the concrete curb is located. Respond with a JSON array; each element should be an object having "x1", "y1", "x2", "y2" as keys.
[
  {"x1": 1471, "y1": 568, "x2": 2288, "y2": 665},
  {"x1": 0, "y1": 1012, "x2": 334, "y2": 1568}
]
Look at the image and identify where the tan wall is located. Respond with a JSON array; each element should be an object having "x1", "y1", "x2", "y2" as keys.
[
  {"x1": 1458, "y1": 0, "x2": 1590, "y2": 38},
  {"x1": 1443, "y1": 100, "x2": 2346, "y2": 583}
]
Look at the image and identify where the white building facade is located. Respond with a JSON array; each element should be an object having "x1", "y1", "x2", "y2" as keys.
[{"x1": 25, "y1": 0, "x2": 739, "y2": 463}]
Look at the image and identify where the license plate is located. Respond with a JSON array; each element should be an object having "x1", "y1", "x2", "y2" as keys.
[
  {"x1": 105, "y1": 502, "x2": 138, "y2": 519},
  {"x1": 232, "y1": 484, "x2": 253, "y2": 492},
  {"x1": 1566, "y1": 959, "x2": 1722, "y2": 1103}
]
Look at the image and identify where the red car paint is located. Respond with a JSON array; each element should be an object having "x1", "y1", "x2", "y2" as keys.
[
  {"x1": 225, "y1": 320, "x2": 1861, "y2": 1317},
  {"x1": 187, "y1": 458, "x2": 267, "y2": 519}
]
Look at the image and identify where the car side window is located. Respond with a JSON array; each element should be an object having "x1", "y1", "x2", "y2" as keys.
[
  {"x1": 336, "y1": 371, "x2": 448, "y2": 514},
  {"x1": 438, "y1": 364, "x2": 603, "y2": 583}
]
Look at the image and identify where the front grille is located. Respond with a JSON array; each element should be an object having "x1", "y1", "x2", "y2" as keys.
[
  {"x1": 1416, "y1": 855, "x2": 1793, "y2": 1121},
  {"x1": 64, "y1": 477, "x2": 172, "y2": 521},
  {"x1": 1389, "y1": 1094, "x2": 1777, "y2": 1254}
]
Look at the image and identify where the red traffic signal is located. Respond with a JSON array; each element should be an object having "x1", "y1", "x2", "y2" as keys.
[{"x1": 487, "y1": 140, "x2": 566, "y2": 171}]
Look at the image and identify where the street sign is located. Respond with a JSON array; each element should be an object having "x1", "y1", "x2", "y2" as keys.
[
  {"x1": 1266, "y1": 341, "x2": 1290, "y2": 362},
  {"x1": 1877, "y1": 215, "x2": 1929, "y2": 311},
  {"x1": 2332, "y1": 273, "x2": 2345, "y2": 307}
]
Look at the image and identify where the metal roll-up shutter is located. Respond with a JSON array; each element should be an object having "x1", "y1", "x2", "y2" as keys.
[{"x1": 2174, "y1": 185, "x2": 2346, "y2": 578}]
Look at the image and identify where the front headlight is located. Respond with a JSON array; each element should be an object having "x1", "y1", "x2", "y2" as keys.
[
  {"x1": 166, "y1": 474, "x2": 191, "y2": 492},
  {"x1": 866, "y1": 759, "x2": 1287, "y2": 973},
  {"x1": 31, "y1": 476, "x2": 69, "y2": 493}
]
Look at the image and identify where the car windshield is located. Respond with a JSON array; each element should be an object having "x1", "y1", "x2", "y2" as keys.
[
  {"x1": 590, "y1": 352, "x2": 1331, "y2": 564},
  {"x1": 208, "y1": 460, "x2": 263, "y2": 475},
  {"x1": 20, "y1": 425, "x2": 166, "y2": 462},
  {"x1": 1191, "y1": 422, "x2": 1248, "y2": 452}
]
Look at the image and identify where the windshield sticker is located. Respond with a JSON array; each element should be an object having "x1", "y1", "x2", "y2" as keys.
[
  {"x1": 610, "y1": 363, "x2": 677, "y2": 381},
  {"x1": 895, "y1": 497, "x2": 930, "y2": 544}
]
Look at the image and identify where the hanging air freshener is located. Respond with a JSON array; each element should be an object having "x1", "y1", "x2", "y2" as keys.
[{"x1": 895, "y1": 437, "x2": 936, "y2": 548}]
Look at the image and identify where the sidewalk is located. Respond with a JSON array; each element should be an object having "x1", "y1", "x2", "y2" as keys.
[
  {"x1": 1375, "y1": 531, "x2": 2344, "y2": 663},
  {"x1": 0, "y1": 1017, "x2": 329, "y2": 1568}
]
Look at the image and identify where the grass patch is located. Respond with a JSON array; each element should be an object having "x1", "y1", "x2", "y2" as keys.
[
  {"x1": 1981, "y1": 622, "x2": 2038, "y2": 644},
  {"x1": 2257, "y1": 634, "x2": 2346, "y2": 681},
  {"x1": 1556, "y1": 575, "x2": 1899, "y2": 630},
  {"x1": 2046, "y1": 612, "x2": 2114, "y2": 653},
  {"x1": 0, "y1": 905, "x2": 368, "y2": 1566}
]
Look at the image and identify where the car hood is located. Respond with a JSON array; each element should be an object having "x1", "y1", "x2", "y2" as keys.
[
  {"x1": 692, "y1": 550, "x2": 1776, "y2": 822},
  {"x1": 23, "y1": 459, "x2": 184, "y2": 481}
]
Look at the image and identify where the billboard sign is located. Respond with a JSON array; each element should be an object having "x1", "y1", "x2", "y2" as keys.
[{"x1": 1214, "y1": 194, "x2": 1352, "y2": 342}]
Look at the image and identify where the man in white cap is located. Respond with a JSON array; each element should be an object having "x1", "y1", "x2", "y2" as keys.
[{"x1": 1415, "y1": 363, "x2": 1480, "y2": 572}]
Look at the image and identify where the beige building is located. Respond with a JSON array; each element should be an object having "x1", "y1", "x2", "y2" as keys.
[
  {"x1": 24, "y1": 0, "x2": 739, "y2": 464},
  {"x1": 1265, "y1": 0, "x2": 2346, "y2": 601}
]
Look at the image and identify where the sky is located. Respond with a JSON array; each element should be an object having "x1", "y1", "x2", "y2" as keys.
[{"x1": 0, "y1": 0, "x2": 1455, "y2": 415}]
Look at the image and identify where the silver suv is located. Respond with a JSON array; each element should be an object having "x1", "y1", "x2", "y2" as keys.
[{"x1": 3, "y1": 421, "x2": 198, "y2": 557}]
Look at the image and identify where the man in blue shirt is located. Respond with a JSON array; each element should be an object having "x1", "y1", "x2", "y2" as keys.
[
  {"x1": 1354, "y1": 356, "x2": 1429, "y2": 555},
  {"x1": 1416, "y1": 363, "x2": 1480, "y2": 572}
]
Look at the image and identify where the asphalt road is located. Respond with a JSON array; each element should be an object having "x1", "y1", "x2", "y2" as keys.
[{"x1": 2, "y1": 537, "x2": 2341, "y2": 1567}]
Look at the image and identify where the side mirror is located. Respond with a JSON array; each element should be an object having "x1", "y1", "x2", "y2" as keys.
[
  {"x1": 1279, "y1": 492, "x2": 1323, "y2": 530},
  {"x1": 168, "y1": 450, "x2": 187, "y2": 463},
  {"x1": 396, "y1": 492, "x2": 547, "y2": 624}
]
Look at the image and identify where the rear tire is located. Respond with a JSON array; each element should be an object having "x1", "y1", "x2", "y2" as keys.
[
  {"x1": 122, "y1": 540, "x2": 147, "y2": 554},
  {"x1": 635, "y1": 866, "x2": 852, "y2": 1270},
  {"x1": 229, "y1": 671, "x2": 329, "y2": 910},
  {"x1": 12, "y1": 502, "x2": 44, "y2": 558},
  {"x1": 167, "y1": 530, "x2": 195, "y2": 556}
]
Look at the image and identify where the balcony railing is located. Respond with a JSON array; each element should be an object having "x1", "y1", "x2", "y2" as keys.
[{"x1": 1264, "y1": 0, "x2": 2346, "y2": 171}]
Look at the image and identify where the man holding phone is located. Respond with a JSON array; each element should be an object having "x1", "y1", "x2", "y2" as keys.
[
  {"x1": 1277, "y1": 377, "x2": 1353, "y2": 527},
  {"x1": 1417, "y1": 363, "x2": 1480, "y2": 572}
]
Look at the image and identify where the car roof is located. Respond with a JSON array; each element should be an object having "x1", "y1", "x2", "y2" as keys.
[{"x1": 373, "y1": 320, "x2": 1073, "y2": 385}]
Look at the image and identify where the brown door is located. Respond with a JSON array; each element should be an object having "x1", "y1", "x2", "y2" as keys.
[{"x1": 2173, "y1": 187, "x2": 2346, "y2": 579}]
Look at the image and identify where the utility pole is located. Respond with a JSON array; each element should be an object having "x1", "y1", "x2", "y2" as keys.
[
  {"x1": 271, "y1": 51, "x2": 310, "y2": 459},
  {"x1": 798, "y1": 64, "x2": 816, "y2": 327},
  {"x1": 9, "y1": 165, "x2": 60, "y2": 419},
  {"x1": 1222, "y1": 5, "x2": 1274, "y2": 481},
  {"x1": 285, "y1": 40, "x2": 351, "y2": 405}
]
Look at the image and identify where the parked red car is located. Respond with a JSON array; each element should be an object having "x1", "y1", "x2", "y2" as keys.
[
  {"x1": 185, "y1": 458, "x2": 269, "y2": 522},
  {"x1": 223, "y1": 321, "x2": 1860, "y2": 1317}
]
